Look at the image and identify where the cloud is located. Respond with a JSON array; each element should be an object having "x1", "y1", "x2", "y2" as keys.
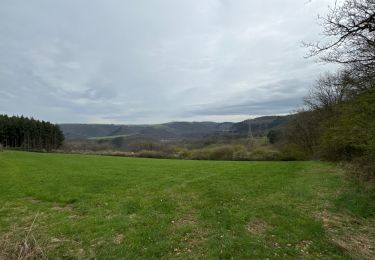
[
  {"x1": 0, "y1": 0, "x2": 336, "y2": 124},
  {"x1": 187, "y1": 79, "x2": 309, "y2": 117}
]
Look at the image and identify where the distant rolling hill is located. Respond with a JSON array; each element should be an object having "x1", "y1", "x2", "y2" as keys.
[
  {"x1": 59, "y1": 115, "x2": 291, "y2": 140},
  {"x1": 230, "y1": 115, "x2": 292, "y2": 135},
  {"x1": 59, "y1": 121, "x2": 234, "y2": 140}
]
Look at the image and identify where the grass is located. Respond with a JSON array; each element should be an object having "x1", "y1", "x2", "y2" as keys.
[{"x1": 0, "y1": 151, "x2": 373, "y2": 259}]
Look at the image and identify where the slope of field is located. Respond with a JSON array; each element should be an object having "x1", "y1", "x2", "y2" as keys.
[{"x1": 0, "y1": 151, "x2": 373, "y2": 259}]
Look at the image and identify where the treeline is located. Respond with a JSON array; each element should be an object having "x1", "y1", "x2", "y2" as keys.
[
  {"x1": 0, "y1": 115, "x2": 64, "y2": 150},
  {"x1": 279, "y1": 0, "x2": 375, "y2": 180}
]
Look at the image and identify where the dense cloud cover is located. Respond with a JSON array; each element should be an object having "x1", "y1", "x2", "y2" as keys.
[{"x1": 0, "y1": 0, "x2": 336, "y2": 123}]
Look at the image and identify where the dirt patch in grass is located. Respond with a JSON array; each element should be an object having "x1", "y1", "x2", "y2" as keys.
[
  {"x1": 51, "y1": 204, "x2": 75, "y2": 213},
  {"x1": 246, "y1": 219, "x2": 268, "y2": 236},
  {"x1": 51, "y1": 202, "x2": 85, "y2": 219},
  {"x1": 169, "y1": 192, "x2": 208, "y2": 257},
  {"x1": 25, "y1": 197, "x2": 44, "y2": 204},
  {"x1": 113, "y1": 234, "x2": 124, "y2": 245},
  {"x1": 178, "y1": 212, "x2": 207, "y2": 240},
  {"x1": 316, "y1": 211, "x2": 375, "y2": 259},
  {"x1": 295, "y1": 240, "x2": 314, "y2": 257},
  {"x1": 173, "y1": 209, "x2": 197, "y2": 228}
]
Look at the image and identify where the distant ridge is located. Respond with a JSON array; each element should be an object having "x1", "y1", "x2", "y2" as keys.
[
  {"x1": 230, "y1": 115, "x2": 292, "y2": 135},
  {"x1": 59, "y1": 115, "x2": 290, "y2": 140}
]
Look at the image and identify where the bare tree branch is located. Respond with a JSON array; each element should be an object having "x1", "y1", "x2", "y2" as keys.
[{"x1": 305, "y1": 0, "x2": 375, "y2": 72}]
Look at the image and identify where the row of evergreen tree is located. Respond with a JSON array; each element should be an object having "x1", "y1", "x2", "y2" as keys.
[{"x1": 0, "y1": 114, "x2": 64, "y2": 150}]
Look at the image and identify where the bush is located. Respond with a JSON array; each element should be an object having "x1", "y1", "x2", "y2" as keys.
[
  {"x1": 278, "y1": 145, "x2": 308, "y2": 161},
  {"x1": 319, "y1": 88, "x2": 375, "y2": 179},
  {"x1": 176, "y1": 149, "x2": 191, "y2": 159},
  {"x1": 207, "y1": 145, "x2": 237, "y2": 160},
  {"x1": 248, "y1": 148, "x2": 281, "y2": 161},
  {"x1": 189, "y1": 149, "x2": 210, "y2": 160},
  {"x1": 187, "y1": 145, "x2": 283, "y2": 161},
  {"x1": 348, "y1": 154, "x2": 375, "y2": 182},
  {"x1": 232, "y1": 146, "x2": 250, "y2": 160},
  {"x1": 136, "y1": 150, "x2": 171, "y2": 159},
  {"x1": 188, "y1": 145, "x2": 243, "y2": 160},
  {"x1": 267, "y1": 130, "x2": 282, "y2": 144}
]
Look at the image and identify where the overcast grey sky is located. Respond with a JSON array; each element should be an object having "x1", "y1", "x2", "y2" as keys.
[{"x1": 0, "y1": 0, "x2": 336, "y2": 124}]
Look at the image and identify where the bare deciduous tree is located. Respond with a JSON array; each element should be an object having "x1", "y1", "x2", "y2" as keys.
[
  {"x1": 285, "y1": 109, "x2": 322, "y2": 156},
  {"x1": 304, "y1": 70, "x2": 352, "y2": 110},
  {"x1": 305, "y1": 0, "x2": 375, "y2": 73}
]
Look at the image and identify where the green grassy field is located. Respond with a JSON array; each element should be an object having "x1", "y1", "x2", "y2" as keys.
[{"x1": 0, "y1": 151, "x2": 373, "y2": 259}]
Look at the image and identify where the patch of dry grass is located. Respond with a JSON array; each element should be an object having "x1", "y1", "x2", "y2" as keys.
[
  {"x1": 246, "y1": 219, "x2": 269, "y2": 236},
  {"x1": 0, "y1": 213, "x2": 46, "y2": 260},
  {"x1": 316, "y1": 210, "x2": 375, "y2": 259}
]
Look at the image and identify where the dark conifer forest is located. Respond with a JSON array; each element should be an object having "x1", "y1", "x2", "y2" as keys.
[{"x1": 0, "y1": 115, "x2": 64, "y2": 150}]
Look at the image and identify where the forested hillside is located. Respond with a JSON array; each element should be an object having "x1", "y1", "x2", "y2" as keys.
[
  {"x1": 230, "y1": 116, "x2": 291, "y2": 136},
  {"x1": 60, "y1": 117, "x2": 289, "y2": 140},
  {"x1": 60, "y1": 121, "x2": 235, "y2": 140}
]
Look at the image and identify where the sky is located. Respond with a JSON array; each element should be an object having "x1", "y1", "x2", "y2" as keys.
[{"x1": 0, "y1": 0, "x2": 337, "y2": 124}]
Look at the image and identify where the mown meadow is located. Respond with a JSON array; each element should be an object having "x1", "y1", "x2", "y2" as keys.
[{"x1": 0, "y1": 151, "x2": 373, "y2": 259}]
